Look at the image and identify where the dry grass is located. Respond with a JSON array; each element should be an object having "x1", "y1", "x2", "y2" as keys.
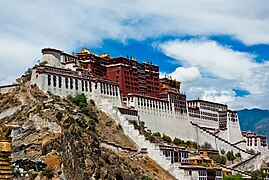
[
  {"x1": 137, "y1": 156, "x2": 176, "y2": 180},
  {"x1": 96, "y1": 112, "x2": 137, "y2": 149}
]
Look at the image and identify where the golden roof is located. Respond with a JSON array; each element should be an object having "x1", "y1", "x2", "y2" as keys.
[
  {"x1": 100, "y1": 53, "x2": 110, "y2": 58},
  {"x1": 79, "y1": 48, "x2": 91, "y2": 54}
]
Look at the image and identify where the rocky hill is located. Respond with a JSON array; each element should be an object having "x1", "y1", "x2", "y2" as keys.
[
  {"x1": 0, "y1": 79, "x2": 175, "y2": 180},
  {"x1": 238, "y1": 108, "x2": 269, "y2": 141}
]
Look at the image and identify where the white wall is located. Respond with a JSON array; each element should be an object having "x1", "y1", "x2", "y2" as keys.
[
  {"x1": 31, "y1": 68, "x2": 121, "y2": 114},
  {"x1": 128, "y1": 96, "x2": 193, "y2": 141},
  {"x1": 190, "y1": 116, "x2": 219, "y2": 129},
  {"x1": 227, "y1": 115, "x2": 245, "y2": 145}
]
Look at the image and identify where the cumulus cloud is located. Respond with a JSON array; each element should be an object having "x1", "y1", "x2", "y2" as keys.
[
  {"x1": 159, "y1": 39, "x2": 269, "y2": 109},
  {"x1": 159, "y1": 39, "x2": 256, "y2": 79},
  {"x1": 167, "y1": 66, "x2": 201, "y2": 83}
]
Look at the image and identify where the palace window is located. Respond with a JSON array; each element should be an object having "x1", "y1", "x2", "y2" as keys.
[
  {"x1": 58, "y1": 76, "x2": 62, "y2": 88},
  {"x1": 70, "y1": 78, "x2": 73, "y2": 89},
  {"x1": 215, "y1": 171, "x2": 222, "y2": 180},
  {"x1": 104, "y1": 84, "x2": 107, "y2": 94},
  {"x1": 75, "y1": 79, "x2": 78, "y2": 90},
  {"x1": 198, "y1": 170, "x2": 207, "y2": 180},
  {"x1": 53, "y1": 75, "x2": 57, "y2": 87},
  {"x1": 48, "y1": 74, "x2": 51, "y2": 86},
  {"x1": 101, "y1": 83, "x2": 103, "y2": 94},
  {"x1": 85, "y1": 81, "x2": 88, "y2": 92},
  {"x1": 82, "y1": 80, "x2": 84, "y2": 91},
  {"x1": 65, "y1": 77, "x2": 68, "y2": 89},
  {"x1": 89, "y1": 81, "x2": 92, "y2": 92}
]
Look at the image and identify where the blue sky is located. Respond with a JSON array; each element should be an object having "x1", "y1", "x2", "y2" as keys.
[{"x1": 0, "y1": 0, "x2": 269, "y2": 110}]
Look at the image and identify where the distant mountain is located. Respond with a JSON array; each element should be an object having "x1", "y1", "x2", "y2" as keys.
[{"x1": 238, "y1": 108, "x2": 269, "y2": 141}]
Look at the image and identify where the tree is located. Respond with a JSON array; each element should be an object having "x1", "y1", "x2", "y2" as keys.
[
  {"x1": 173, "y1": 137, "x2": 182, "y2": 146},
  {"x1": 251, "y1": 170, "x2": 269, "y2": 180},
  {"x1": 191, "y1": 141, "x2": 199, "y2": 149},
  {"x1": 186, "y1": 141, "x2": 192, "y2": 147},
  {"x1": 153, "y1": 132, "x2": 161, "y2": 137},
  {"x1": 226, "y1": 151, "x2": 236, "y2": 162},
  {"x1": 235, "y1": 152, "x2": 241, "y2": 158},
  {"x1": 162, "y1": 134, "x2": 172, "y2": 143},
  {"x1": 221, "y1": 149, "x2": 226, "y2": 155},
  {"x1": 209, "y1": 154, "x2": 227, "y2": 165},
  {"x1": 67, "y1": 93, "x2": 87, "y2": 108}
]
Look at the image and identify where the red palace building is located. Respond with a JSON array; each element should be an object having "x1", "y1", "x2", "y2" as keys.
[
  {"x1": 75, "y1": 48, "x2": 187, "y2": 114},
  {"x1": 76, "y1": 48, "x2": 161, "y2": 98}
]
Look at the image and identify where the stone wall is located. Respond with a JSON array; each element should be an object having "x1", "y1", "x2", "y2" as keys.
[
  {"x1": 0, "y1": 84, "x2": 19, "y2": 94},
  {"x1": 127, "y1": 96, "x2": 193, "y2": 141}
]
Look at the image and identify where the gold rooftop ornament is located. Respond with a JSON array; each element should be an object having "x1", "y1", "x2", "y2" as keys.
[{"x1": 0, "y1": 124, "x2": 13, "y2": 179}]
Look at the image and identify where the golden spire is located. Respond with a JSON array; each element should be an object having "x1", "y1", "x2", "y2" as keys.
[
  {"x1": 79, "y1": 48, "x2": 91, "y2": 54},
  {"x1": 100, "y1": 52, "x2": 110, "y2": 58}
]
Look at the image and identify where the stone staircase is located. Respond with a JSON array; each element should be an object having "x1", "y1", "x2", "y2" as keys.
[
  {"x1": 115, "y1": 111, "x2": 182, "y2": 179},
  {"x1": 232, "y1": 140, "x2": 246, "y2": 146},
  {"x1": 231, "y1": 152, "x2": 261, "y2": 169},
  {"x1": 99, "y1": 139, "x2": 138, "y2": 152},
  {"x1": 191, "y1": 122, "x2": 251, "y2": 156},
  {"x1": 216, "y1": 162, "x2": 251, "y2": 178}
]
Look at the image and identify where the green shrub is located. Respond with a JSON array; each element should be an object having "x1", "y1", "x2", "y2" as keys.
[
  {"x1": 247, "y1": 149, "x2": 255, "y2": 155},
  {"x1": 173, "y1": 137, "x2": 182, "y2": 146},
  {"x1": 251, "y1": 169, "x2": 269, "y2": 180},
  {"x1": 223, "y1": 173, "x2": 243, "y2": 180},
  {"x1": 162, "y1": 134, "x2": 172, "y2": 143},
  {"x1": 226, "y1": 150, "x2": 236, "y2": 161},
  {"x1": 209, "y1": 154, "x2": 227, "y2": 165},
  {"x1": 139, "y1": 121, "x2": 145, "y2": 128},
  {"x1": 191, "y1": 141, "x2": 199, "y2": 149},
  {"x1": 41, "y1": 167, "x2": 54, "y2": 178},
  {"x1": 153, "y1": 132, "x2": 161, "y2": 137},
  {"x1": 235, "y1": 152, "x2": 241, "y2": 158},
  {"x1": 67, "y1": 93, "x2": 87, "y2": 108},
  {"x1": 81, "y1": 106, "x2": 92, "y2": 116},
  {"x1": 186, "y1": 141, "x2": 192, "y2": 147},
  {"x1": 143, "y1": 176, "x2": 152, "y2": 180}
]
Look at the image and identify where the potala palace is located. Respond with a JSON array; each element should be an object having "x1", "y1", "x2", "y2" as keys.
[{"x1": 28, "y1": 47, "x2": 268, "y2": 179}]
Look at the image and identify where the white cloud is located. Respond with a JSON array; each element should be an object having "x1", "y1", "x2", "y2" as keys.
[
  {"x1": 0, "y1": 0, "x2": 269, "y2": 108},
  {"x1": 160, "y1": 39, "x2": 256, "y2": 80},
  {"x1": 159, "y1": 39, "x2": 269, "y2": 109},
  {"x1": 168, "y1": 66, "x2": 201, "y2": 83}
]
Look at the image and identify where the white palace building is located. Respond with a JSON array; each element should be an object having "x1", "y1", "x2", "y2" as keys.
[{"x1": 29, "y1": 47, "x2": 269, "y2": 179}]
